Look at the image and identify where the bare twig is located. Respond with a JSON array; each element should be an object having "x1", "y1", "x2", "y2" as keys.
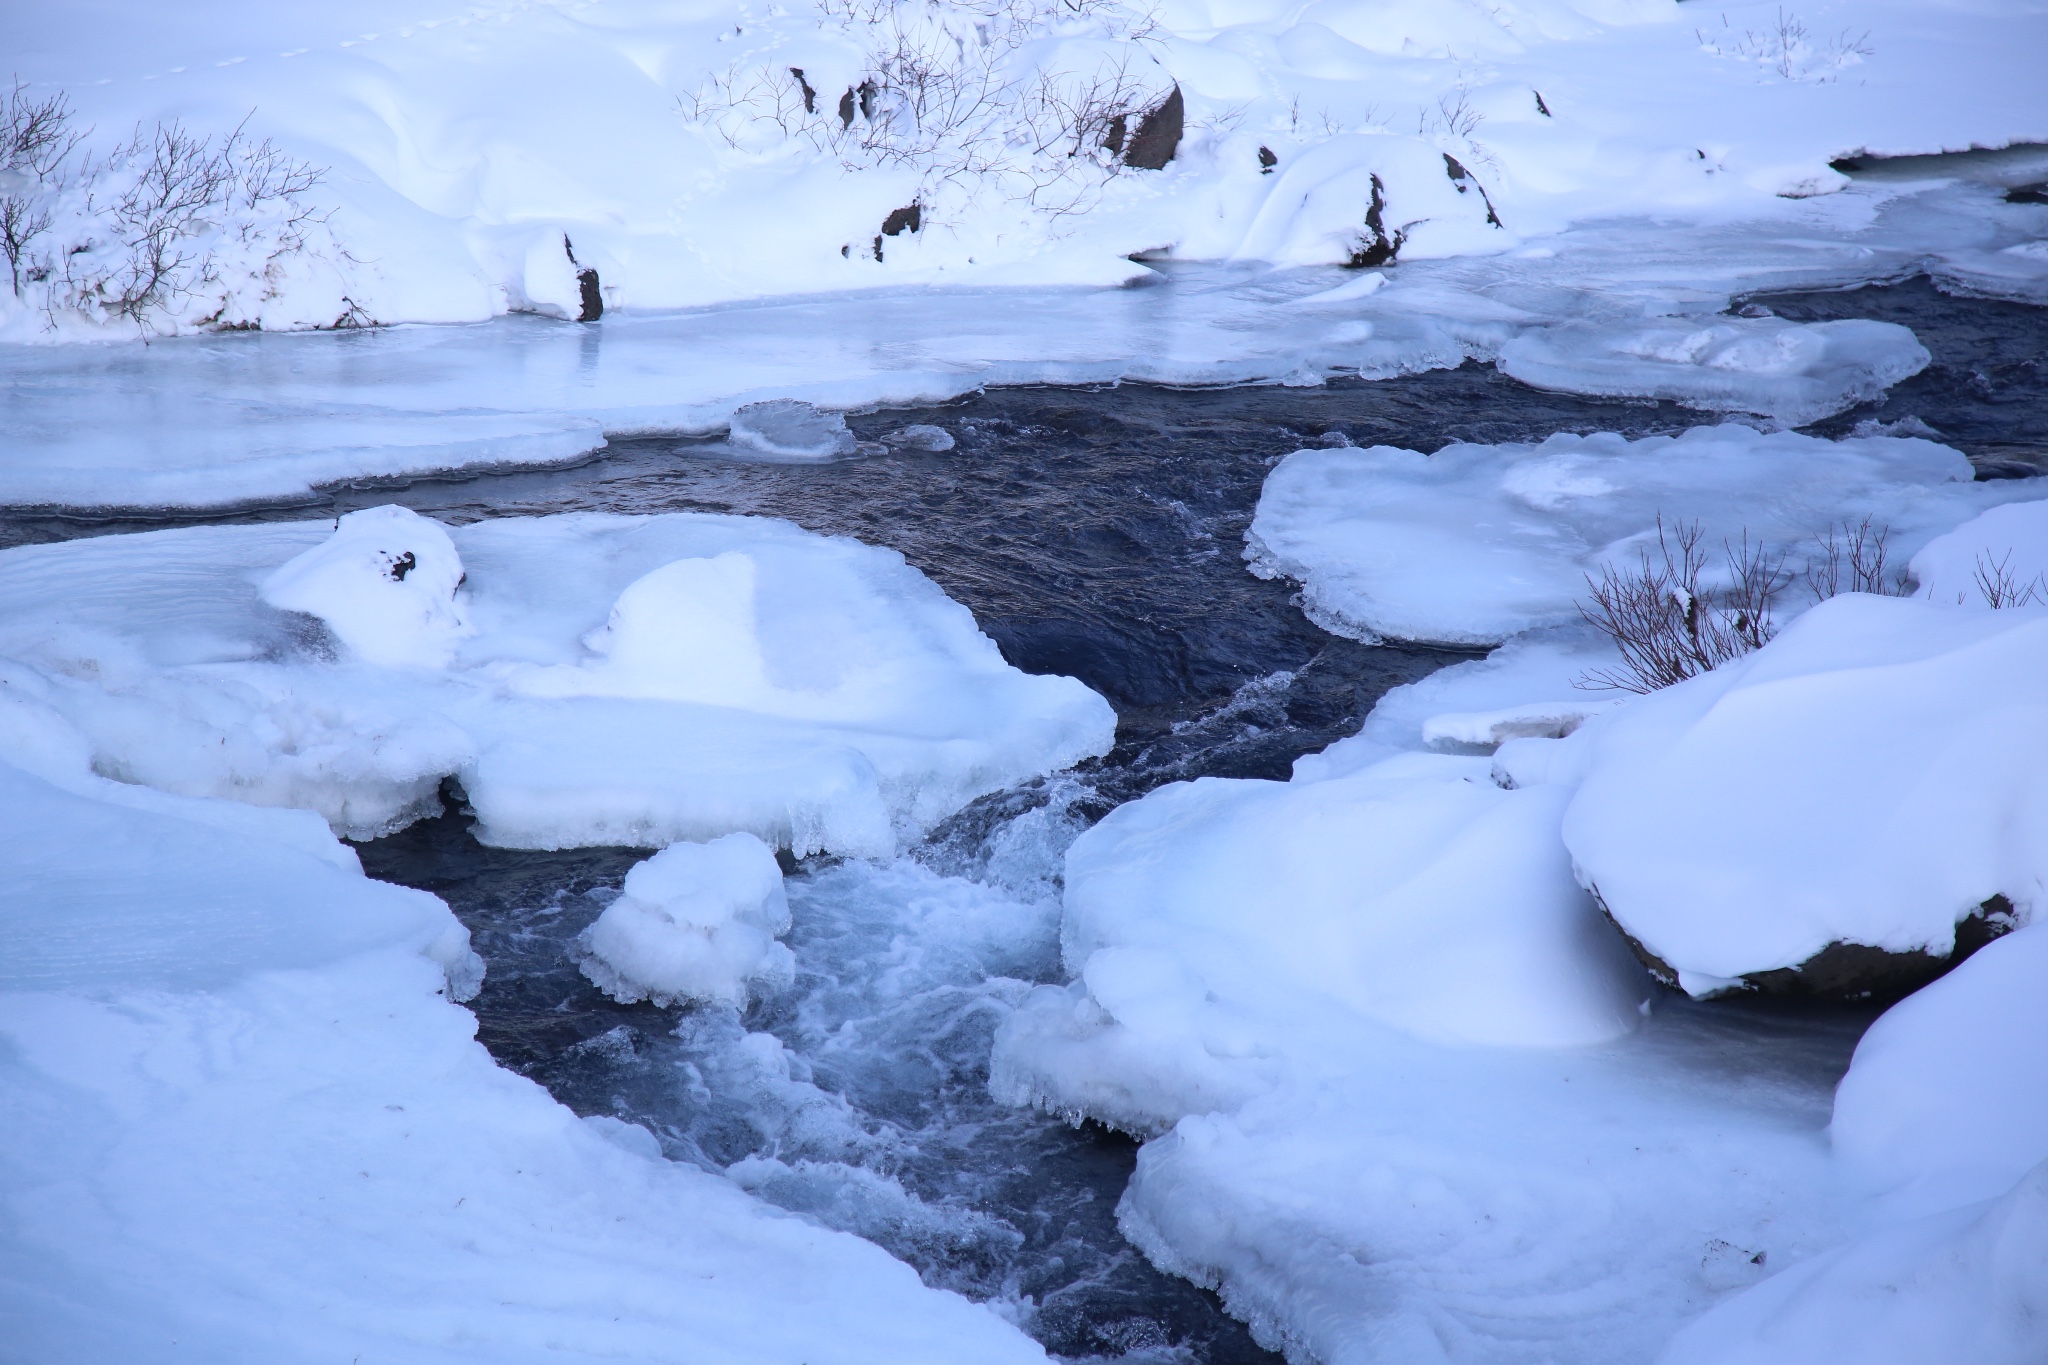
[{"x1": 1577, "y1": 516, "x2": 1788, "y2": 693}]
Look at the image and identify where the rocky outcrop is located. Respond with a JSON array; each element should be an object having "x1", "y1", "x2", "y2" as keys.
[{"x1": 1123, "y1": 86, "x2": 1183, "y2": 170}]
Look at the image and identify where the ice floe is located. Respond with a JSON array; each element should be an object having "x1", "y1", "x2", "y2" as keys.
[
  {"x1": 1246, "y1": 424, "x2": 2046, "y2": 646},
  {"x1": 0, "y1": 509, "x2": 1114, "y2": 854}
]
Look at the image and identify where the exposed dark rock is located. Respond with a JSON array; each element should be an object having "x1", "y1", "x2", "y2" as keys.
[
  {"x1": 1258, "y1": 145, "x2": 1277, "y2": 174},
  {"x1": 1597, "y1": 891, "x2": 2021, "y2": 1005},
  {"x1": 790, "y1": 68, "x2": 818, "y2": 115},
  {"x1": 872, "y1": 234, "x2": 884, "y2": 262},
  {"x1": 859, "y1": 79, "x2": 878, "y2": 121},
  {"x1": 1442, "y1": 153, "x2": 1503, "y2": 228},
  {"x1": 1345, "y1": 173, "x2": 1403, "y2": 268},
  {"x1": 881, "y1": 203, "x2": 922, "y2": 237},
  {"x1": 387, "y1": 550, "x2": 417, "y2": 581},
  {"x1": 1829, "y1": 156, "x2": 1866, "y2": 173},
  {"x1": 1123, "y1": 86, "x2": 1183, "y2": 171},
  {"x1": 1103, "y1": 114, "x2": 1128, "y2": 157},
  {"x1": 839, "y1": 87, "x2": 856, "y2": 127},
  {"x1": 563, "y1": 235, "x2": 603, "y2": 322},
  {"x1": 1534, "y1": 90, "x2": 1552, "y2": 117},
  {"x1": 2005, "y1": 182, "x2": 2048, "y2": 205}
]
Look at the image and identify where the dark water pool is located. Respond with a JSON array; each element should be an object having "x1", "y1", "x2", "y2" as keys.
[{"x1": 14, "y1": 274, "x2": 2046, "y2": 1362}]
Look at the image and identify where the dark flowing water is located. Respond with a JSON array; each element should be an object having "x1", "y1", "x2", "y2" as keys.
[{"x1": 9, "y1": 274, "x2": 2044, "y2": 1362}]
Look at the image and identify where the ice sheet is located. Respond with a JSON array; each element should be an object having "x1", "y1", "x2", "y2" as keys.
[{"x1": 0, "y1": 510, "x2": 1115, "y2": 855}]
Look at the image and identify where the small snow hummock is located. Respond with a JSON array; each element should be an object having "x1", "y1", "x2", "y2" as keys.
[
  {"x1": 726, "y1": 400, "x2": 858, "y2": 461},
  {"x1": 260, "y1": 505, "x2": 472, "y2": 668},
  {"x1": 1245, "y1": 425, "x2": 2038, "y2": 646},
  {"x1": 1562, "y1": 593, "x2": 2048, "y2": 999},
  {"x1": 1909, "y1": 499, "x2": 2048, "y2": 607},
  {"x1": 578, "y1": 834, "x2": 794, "y2": 1010}
]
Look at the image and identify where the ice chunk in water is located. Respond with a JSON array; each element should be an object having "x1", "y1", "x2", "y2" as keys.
[
  {"x1": 577, "y1": 833, "x2": 794, "y2": 1009},
  {"x1": 261, "y1": 506, "x2": 472, "y2": 669},
  {"x1": 1498, "y1": 317, "x2": 1931, "y2": 427},
  {"x1": 891, "y1": 424, "x2": 956, "y2": 452},
  {"x1": 727, "y1": 399, "x2": 858, "y2": 461}
]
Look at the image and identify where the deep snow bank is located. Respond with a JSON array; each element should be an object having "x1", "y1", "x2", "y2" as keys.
[
  {"x1": 0, "y1": 686, "x2": 1047, "y2": 1365},
  {"x1": 0, "y1": 506, "x2": 1114, "y2": 854},
  {"x1": 4, "y1": 0, "x2": 2044, "y2": 333}
]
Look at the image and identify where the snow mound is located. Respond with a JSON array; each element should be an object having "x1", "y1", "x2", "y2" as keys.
[
  {"x1": 1909, "y1": 499, "x2": 2048, "y2": 607},
  {"x1": 0, "y1": 709, "x2": 1047, "y2": 1363},
  {"x1": 728, "y1": 399, "x2": 859, "y2": 461},
  {"x1": 1833, "y1": 921, "x2": 2048, "y2": 1213},
  {"x1": 993, "y1": 751, "x2": 1648, "y2": 1135},
  {"x1": 261, "y1": 505, "x2": 473, "y2": 668},
  {"x1": 0, "y1": 509, "x2": 1115, "y2": 853},
  {"x1": 1562, "y1": 594, "x2": 2048, "y2": 998},
  {"x1": 578, "y1": 834, "x2": 795, "y2": 1009},
  {"x1": 1655, "y1": 1158, "x2": 2048, "y2": 1365},
  {"x1": 1246, "y1": 425, "x2": 2041, "y2": 646},
  {"x1": 1498, "y1": 317, "x2": 1930, "y2": 426}
]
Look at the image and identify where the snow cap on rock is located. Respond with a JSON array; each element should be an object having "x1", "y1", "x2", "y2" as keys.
[
  {"x1": 578, "y1": 833, "x2": 794, "y2": 1009},
  {"x1": 260, "y1": 505, "x2": 471, "y2": 668}
]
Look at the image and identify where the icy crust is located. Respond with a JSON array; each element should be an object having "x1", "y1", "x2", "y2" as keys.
[
  {"x1": 1246, "y1": 425, "x2": 2038, "y2": 646},
  {"x1": 1654, "y1": 1159, "x2": 2048, "y2": 1365},
  {"x1": 0, "y1": 507, "x2": 1115, "y2": 854},
  {"x1": 1561, "y1": 595, "x2": 2048, "y2": 995},
  {"x1": 577, "y1": 834, "x2": 795, "y2": 1009},
  {"x1": 1496, "y1": 316, "x2": 1929, "y2": 427},
  {"x1": 0, "y1": 728, "x2": 1048, "y2": 1363}
]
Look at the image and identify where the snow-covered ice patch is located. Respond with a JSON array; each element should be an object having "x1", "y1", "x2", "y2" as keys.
[
  {"x1": 0, "y1": 509, "x2": 1115, "y2": 853},
  {"x1": 1563, "y1": 594, "x2": 2048, "y2": 997},
  {"x1": 1247, "y1": 425, "x2": 2044, "y2": 645},
  {"x1": 1498, "y1": 316, "x2": 1930, "y2": 426},
  {"x1": 577, "y1": 834, "x2": 794, "y2": 1009}
]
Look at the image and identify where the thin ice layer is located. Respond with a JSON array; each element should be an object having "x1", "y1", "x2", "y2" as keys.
[
  {"x1": 1246, "y1": 425, "x2": 2043, "y2": 646},
  {"x1": 0, "y1": 509, "x2": 1114, "y2": 854}
]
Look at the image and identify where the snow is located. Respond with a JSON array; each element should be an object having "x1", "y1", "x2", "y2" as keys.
[
  {"x1": 1832, "y1": 921, "x2": 2048, "y2": 1214},
  {"x1": 577, "y1": 833, "x2": 796, "y2": 1009},
  {"x1": 1909, "y1": 499, "x2": 2048, "y2": 607},
  {"x1": 1654, "y1": 1158, "x2": 2048, "y2": 1365},
  {"x1": 1246, "y1": 424, "x2": 2042, "y2": 646},
  {"x1": 1561, "y1": 594, "x2": 2048, "y2": 995},
  {"x1": 0, "y1": 509, "x2": 1115, "y2": 854},
  {"x1": 3, "y1": 0, "x2": 2043, "y2": 336},
  {"x1": 0, "y1": 714, "x2": 1049, "y2": 1364}
]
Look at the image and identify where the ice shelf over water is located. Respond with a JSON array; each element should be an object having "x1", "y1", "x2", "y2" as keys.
[
  {"x1": 0, "y1": 506, "x2": 1114, "y2": 855},
  {"x1": 0, "y1": 160, "x2": 2043, "y2": 509}
]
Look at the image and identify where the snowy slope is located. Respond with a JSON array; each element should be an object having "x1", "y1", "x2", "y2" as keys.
[{"x1": 2, "y1": 0, "x2": 2044, "y2": 335}]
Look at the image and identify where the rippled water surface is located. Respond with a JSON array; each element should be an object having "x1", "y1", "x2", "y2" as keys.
[{"x1": 13, "y1": 274, "x2": 2045, "y2": 1362}]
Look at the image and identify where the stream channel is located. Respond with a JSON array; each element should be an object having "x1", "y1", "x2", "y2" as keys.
[{"x1": 6, "y1": 274, "x2": 2043, "y2": 1363}]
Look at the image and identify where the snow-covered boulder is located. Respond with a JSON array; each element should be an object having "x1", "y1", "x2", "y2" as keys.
[
  {"x1": 1497, "y1": 316, "x2": 1930, "y2": 427},
  {"x1": 1562, "y1": 594, "x2": 2048, "y2": 1000},
  {"x1": 1655, "y1": 1158, "x2": 2048, "y2": 1365},
  {"x1": 261, "y1": 505, "x2": 473, "y2": 668},
  {"x1": 0, "y1": 510, "x2": 1115, "y2": 852},
  {"x1": 1245, "y1": 425, "x2": 2037, "y2": 646},
  {"x1": 993, "y1": 751, "x2": 1648, "y2": 1134},
  {"x1": 578, "y1": 834, "x2": 794, "y2": 1009}
]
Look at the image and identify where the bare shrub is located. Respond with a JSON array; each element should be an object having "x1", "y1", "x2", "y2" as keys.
[
  {"x1": 1697, "y1": 9, "x2": 1873, "y2": 82},
  {"x1": 1806, "y1": 517, "x2": 1912, "y2": 599},
  {"x1": 1971, "y1": 551, "x2": 2046, "y2": 609},
  {"x1": 2, "y1": 81, "x2": 84, "y2": 297},
  {"x1": 1577, "y1": 517, "x2": 1789, "y2": 693}
]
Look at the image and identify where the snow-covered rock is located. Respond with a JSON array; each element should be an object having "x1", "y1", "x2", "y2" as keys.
[
  {"x1": 0, "y1": 703, "x2": 1048, "y2": 1365},
  {"x1": 1562, "y1": 594, "x2": 2048, "y2": 999},
  {"x1": 261, "y1": 505, "x2": 473, "y2": 668},
  {"x1": 1245, "y1": 425, "x2": 2042, "y2": 646},
  {"x1": 1655, "y1": 1158, "x2": 2048, "y2": 1365},
  {"x1": 1909, "y1": 499, "x2": 2048, "y2": 607},
  {"x1": 0, "y1": 509, "x2": 1115, "y2": 853},
  {"x1": 578, "y1": 833, "x2": 795, "y2": 1009}
]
